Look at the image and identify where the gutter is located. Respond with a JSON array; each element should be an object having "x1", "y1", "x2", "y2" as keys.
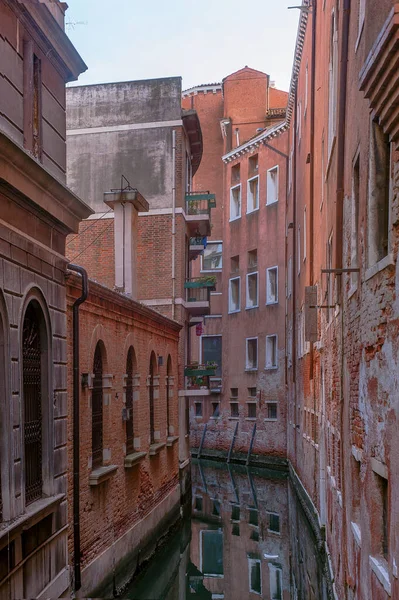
[
  {"x1": 172, "y1": 131, "x2": 176, "y2": 321},
  {"x1": 67, "y1": 263, "x2": 89, "y2": 591}
]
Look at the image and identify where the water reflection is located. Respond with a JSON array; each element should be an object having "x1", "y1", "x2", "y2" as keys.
[{"x1": 123, "y1": 460, "x2": 333, "y2": 599}]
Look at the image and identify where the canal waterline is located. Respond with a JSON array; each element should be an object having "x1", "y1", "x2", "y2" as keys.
[{"x1": 117, "y1": 459, "x2": 334, "y2": 599}]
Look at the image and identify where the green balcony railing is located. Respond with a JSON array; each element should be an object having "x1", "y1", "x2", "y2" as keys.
[
  {"x1": 184, "y1": 276, "x2": 216, "y2": 289},
  {"x1": 185, "y1": 191, "x2": 216, "y2": 216},
  {"x1": 184, "y1": 364, "x2": 217, "y2": 378}
]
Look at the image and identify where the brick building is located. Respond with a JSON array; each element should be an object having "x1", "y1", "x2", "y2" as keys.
[
  {"x1": 182, "y1": 68, "x2": 289, "y2": 457},
  {"x1": 0, "y1": 0, "x2": 90, "y2": 597}
]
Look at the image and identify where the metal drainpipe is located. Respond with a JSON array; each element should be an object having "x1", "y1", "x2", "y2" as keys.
[
  {"x1": 172, "y1": 130, "x2": 176, "y2": 320},
  {"x1": 292, "y1": 88, "x2": 298, "y2": 456},
  {"x1": 67, "y1": 263, "x2": 88, "y2": 592},
  {"x1": 309, "y1": 0, "x2": 317, "y2": 383}
]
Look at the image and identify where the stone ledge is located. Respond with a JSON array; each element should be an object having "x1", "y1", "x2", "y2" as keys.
[
  {"x1": 149, "y1": 442, "x2": 165, "y2": 456},
  {"x1": 351, "y1": 521, "x2": 361, "y2": 548},
  {"x1": 365, "y1": 253, "x2": 394, "y2": 282},
  {"x1": 166, "y1": 436, "x2": 179, "y2": 447},
  {"x1": 89, "y1": 465, "x2": 118, "y2": 486},
  {"x1": 369, "y1": 556, "x2": 391, "y2": 596},
  {"x1": 0, "y1": 494, "x2": 65, "y2": 545},
  {"x1": 124, "y1": 452, "x2": 147, "y2": 468}
]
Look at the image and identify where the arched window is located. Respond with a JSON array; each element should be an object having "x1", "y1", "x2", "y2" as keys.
[
  {"x1": 126, "y1": 347, "x2": 135, "y2": 454},
  {"x1": 166, "y1": 356, "x2": 172, "y2": 435},
  {"x1": 149, "y1": 353, "x2": 156, "y2": 445},
  {"x1": 22, "y1": 302, "x2": 44, "y2": 505},
  {"x1": 92, "y1": 343, "x2": 104, "y2": 469}
]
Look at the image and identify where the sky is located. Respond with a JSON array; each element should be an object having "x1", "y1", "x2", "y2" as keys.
[{"x1": 65, "y1": 0, "x2": 300, "y2": 92}]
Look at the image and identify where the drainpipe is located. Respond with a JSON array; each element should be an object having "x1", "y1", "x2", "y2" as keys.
[
  {"x1": 172, "y1": 130, "x2": 177, "y2": 320},
  {"x1": 67, "y1": 263, "x2": 88, "y2": 592},
  {"x1": 292, "y1": 89, "x2": 298, "y2": 456},
  {"x1": 309, "y1": 0, "x2": 317, "y2": 382}
]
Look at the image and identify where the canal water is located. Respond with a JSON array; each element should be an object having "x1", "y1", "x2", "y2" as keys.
[{"x1": 121, "y1": 460, "x2": 334, "y2": 599}]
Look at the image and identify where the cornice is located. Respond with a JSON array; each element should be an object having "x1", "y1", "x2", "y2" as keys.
[{"x1": 222, "y1": 122, "x2": 288, "y2": 163}]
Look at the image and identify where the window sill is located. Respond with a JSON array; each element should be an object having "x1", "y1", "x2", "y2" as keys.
[
  {"x1": 351, "y1": 521, "x2": 361, "y2": 548},
  {"x1": 166, "y1": 436, "x2": 179, "y2": 447},
  {"x1": 348, "y1": 282, "x2": 358, "y2": 299},
  {"x1": 228, "y1": 309, "x2": 241, "y2": 315},
  {"x1": 245, "y1": 368, "x2": 258, "y2": 373},
  {"x1": 369, "y1": 556, "x2": 391, "y2": 596},
  {"x1": 195, "y1": 415, "x2": 203, "y2": 420},
  {"x1": 266, "y1": 300, "x2": 278, "y2": 306},
  {"x1": 264, "y1": 366, "x2": 278, "y2": 371},
  {"x1": 149, "y1": 442, "x2": 166, "y2": 456},
  {"x1": 246, "y1": 208, "x2": 259, "y2": 215},
  {"x1": 264, "y1": 418, "x2": 278, "y2": 422},
  {"x1": 124, "y1": 451, "x2": 147, "y2": 468},
  {"x1": 245, "y1": 417, "x2": 257, "y2": 421},
  {"x1": 229, "y1": 216, "x2": 241, "y2": 223},
  {"x1": 245, "y1": 305, "x2": 259, "y2": 310},
  {"x1": 0, "y1": 494, "x2": 65, "y2": 545},
  {"x1": 229, "y1": 417, "x2": 240, "y2": 421},
  {"x1": 365, "y1": 253, "x2": 394, "y2": 282},
  {"x1": 89, "y1": 465, "x2": 118, "y2": 486},
  {"x1": 266, "y1": 200, "x2": 278, "y2": 207}
]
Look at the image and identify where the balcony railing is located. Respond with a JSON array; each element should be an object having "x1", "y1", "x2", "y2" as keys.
[
  {"x1": 184, "y1": 277, "x2": 216, "y2": 306},
  {"x1": 184, "y1": 364, "x2": 217, "y2": 377},
  {"x1": 185, "y1": 191, "x2": 216, "y2": 214},
  {"x1": 184, "y1": 276, "x2": 216, "y2": 290}
]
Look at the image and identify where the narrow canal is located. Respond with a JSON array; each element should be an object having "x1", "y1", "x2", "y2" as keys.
[{"x1": 118, "y1": 460, "x2": 334, "y2": 600}]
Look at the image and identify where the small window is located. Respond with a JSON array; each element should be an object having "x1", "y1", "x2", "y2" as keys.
[
  {"x1": 212, "y1": 500, "x2": 221, "y2": 516},
  {"x1": 287, "y1": 257, "x2": 292, "y2": 297},
  {"x1": 266, "y1": 267, "x2": 278, "y2": 304},
  {"x1": 268, "y1": 512, "x2": 280, "y2": 533},
  {"x1": 267, "y1": 166, "x2": 279, "y2": 204},
  {"x1": 248, "y1": 153, "x2": 258, "y2": 176},
  {"x1": 230, "y1": 387, "x2": 238, "y2": 398},
  {"x1": 368, "y1": 120, "x2": 390, "y2": 266},
  {"x1": 232, "y1": 524, "x2": 240, "y2": 536},
  {"x1": 231, "y1": 163, "x2": 240, "y2": 184},
  {"x1": 248, "y1": 558, "x2": 262, "y2": 594},
  {"x1": 249, "y1": 508, "x2": 258, "y2": 526},
  {"x1": 351, "y1": 154, "x2": 360, "y2": 286},
  {"x1": 231, "y1": 505, "x2": 240, "y2": 521},
  {"x1": 203, "y1": 242, "x2": 223, "y2": 270},
  {"x1": 195, "y1": 402, "x2": 203, "y2": 417},
  {"x1": 266, "y1": 335, "x2": 278, "y2": 369},
  {"x1": 231, "y1": 255, "x2": 239, "y2": 273},
  {"x1": 305, "y1": 61, "x2": 308, "y2": 114},
  {"x1": 250, "y1": 530, "x2": 259, "y2": 542},
  {"x1": 246, "y1": 273, "x2": 258, "y2": 309},
  {"x1": 230, "y1": 402, "x2": 239, "y2": 418},
  {"x1": 248, "y1": 387, "x2": 257, "y2": 397},
  {"x1": 247, "y1": 403, "x2": 256, "y2": 419},
  {"x1": 246, "y1": 338, "x2": 258, "y2": 370},
  {"x1": 303, "y1": 207, "x2": 307, "y2": 262},
  {"x1": 270, "y1": 565, "x2": 283, "y2": 600},
  {"x1": 229, "y1": 277, "x2": 241, "y2": 313},
  {"x1": 195, "y1": 496, "x2": 203, "y2": 511},
  {"x1": 211, "y1": 402, "x2": 220, "y2": 418},
  {"x1": 266, "y1": 402, "x2": 278, "y2": 420},
  {"x1": 230, "y1": 184, "x2": 241, "y2": 220},
  {"x1": 248, "y1": 249, "x2": 258, "y2": 269},
  {"x1": 247, "y1": 176, "x2": 259, "y2": 213}
]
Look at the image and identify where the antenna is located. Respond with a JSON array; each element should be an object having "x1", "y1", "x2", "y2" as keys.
[{"x1": 66, "y1": 20, "x2": 88, "y2": 32}]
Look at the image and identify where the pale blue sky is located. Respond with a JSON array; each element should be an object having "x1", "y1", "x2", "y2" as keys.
[{"x1": 66, "y1": 0, "x2": 300, "y2": 92}]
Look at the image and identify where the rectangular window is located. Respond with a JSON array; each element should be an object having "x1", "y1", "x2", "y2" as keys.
[
  {"x1": 229, "y1": 277, "x2": 241, "y2": 313},
  {"x1": 249, "y1": 508, "x2": 258, "y2": 526},
  {"x1": 269, "y1": 565, "x2": 283, "y2": 600},
  {"x1": 246, "y1": 272, "x2": 259, "y2": 309},
  {"x1": 231, "y1": 163, "x2": 240, "y2": 184},
  {"x1": 230, "y1": 387, "x2": 238, "y2": 398},
  {"x1": 32, "y1": 55, "x2": 42, "y2": 160},
  {"x1": 202, "y1": 336, "x2": 222, "y2": 377},
  {"x1": 201, "y1": 530, "x2": 224, "y2": 577},
  {"x1": 305, "y1": 61, "x2": 308, "y2": 114},
  {"x1": 212, "y1": 500, "x2": 221, "y2": 516},
  {"x1": 248, "y1": 387, "x2": 257, "y2": 397},
  {"x1": 288, "y1": 257, "x2": 292, "y2": 297},
  {"x1": 211, "y1": 402, "x2": 220, "y2": 418},
  {"x1": 247, "y1": 176, "x2": 259, "y2": 213},
  {"x1": 195, "y1": 496, "x2": 203, "y2": 511},
  {"x1": 303, "y1": 207, "x2": 307, "y2": 261},
  {"x1": 328, "y1": 13, "x2": 338, "y2": 151},
  {"x1": 289, "y1": 148, "x2": 293, "y2": 192},
  {"x1": 248, "y1": 153, "x2": 258, "y2": 177},
  {"x1": 247, "y1": 403, "x2": 256, "y2": 419},
  {"x1": 327, "y1": 234, "x2": 333, "y2": 322},
  {"x1": 230, "y1": 402, "x2": 239, "y2": 418},
  {"x1": 297, "y1": 225, "x2": 301, "y2": 274},
  {"x1": 266, "y1": 402, "x2": 278, "y2": 421},
  {"x1": 230, "y1": 184, "x2": 241, "y2": 220},
  {"x1": 248, "y1": 558, "x2": 262, "y2": 594},
  {"x1": 268, "y1": 512, "x2": 280, "y2": 533},
  {"x1": 231, "y1": 505, "x2": 240, "y2": 521},
  {"x1": 231, "y1": 255, "x2": 239, "y2": 273},
  {"x1": 195, "y1": 402, "x2": 202, "y2": 417},
  {"x1": 203, "y1": 242, "x2": 223, "y2": 270},
  {"x1": 368, "y1": 120, "x2": 390, "y2": 266},
  {"x1": 267, "y1": 166, "x2": 279, "y2": 205},
  {"x1": 357, "y1": 0, "x2": 365, "y2": 47},
  {"x1": 246, "y1": 338, "x2": 258, "y2": 370},
  {"x1": 266, "y1": 266, "x2": 278, "y2": 304},
  {"x1": 266, "y1": 335, "x2": 278, "y2": 369},
  {"x1": 248, "y1": 249, "x2": 258, "y2": 269},
  {"x1": 321, "y1": 134, "x2": 325, "y2": 210},
  {"x1": 351, "y1": 155, "x2": 360, "y2": 286}
]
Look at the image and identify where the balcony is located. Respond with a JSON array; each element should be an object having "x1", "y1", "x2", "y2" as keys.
[
  {"x1": 189, "y1": 236, "x2": 207, "y2": 261},
  {"x1": 185, "y1": 192, "x2": 216, "y2": 237},
  {"x1": 180, "y1": 363, "x2": 217, "y2": 397},
  {"x1": 184, "y1": 277, "x2": 216, "y2": 316}
]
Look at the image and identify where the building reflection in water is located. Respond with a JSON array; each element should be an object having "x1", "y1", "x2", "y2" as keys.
[{"x1": 123, "y1": 460, "x2": 333, "y2": 599}]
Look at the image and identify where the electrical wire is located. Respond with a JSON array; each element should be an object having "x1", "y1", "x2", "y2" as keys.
[
  {"x1": 69, "y1": 220, "x2": 113, "y2": 263},
  {"x1": 67, "y1": 208, "x2": 113, "y2": 246}
]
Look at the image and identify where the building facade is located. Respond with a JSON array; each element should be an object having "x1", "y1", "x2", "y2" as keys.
[{"x1": 0, "y1": 0, "x2": 89, "y2": 597}]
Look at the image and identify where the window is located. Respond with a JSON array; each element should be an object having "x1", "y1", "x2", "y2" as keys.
[
  {"x1": 246, "y1": 273, "x2": 258, "y2": 309},
  {"x1": 23, "y1": 302, "x2": 44, "y2": 504},
  {"x1": 248, "y1": 154, "x2": 258, "y2": 176},
  {"x1": 32, "y1": 55, "x2": 42, "y2": 160},
  {"x1": 212, "y1": 500, "x2": 221, "y2": 516},
  {"x1": 267, "y1": 166, "x2": 279, "y2": 205},
  {"x1": 203, "y1": 242, "x2": 223, "y2": 270},
  {"x1": 269, "y1": 565, "x2": 283, "y2": 600},
  {"x1": 287, "y1": 257, "x2": 292, "y2": 297},
  {"x1": 289, "y1": 148, "x2": 293, "y2": 192},
  {"x1": 201, "y1": 530, "x2": 223, "y2": 576},
  {"x1": 232, "y1": 524, "x2": 240, "y2": 536},
  {"x1": 304, "y1": 61, "x2": 308, "y2": 115},
  {"x1": 249, "y1": 508, "x2": 258, "y2": 526},
  {"x1": 248, "y1": 557, "x2": 262, "y2": 594},
  {"x1": 266, "y1": 402, "x2": 278, "y2": 421},
  {"x1": 356, "y1": 0, "x2": 365, "y2": 48},
  {"x1": 321, "y1": 134, "x2": 325, "y2": 210},
  {"x1": 374, "y1": 472, "x2": 389, "y2": 559},
  {"x1": 246, "y1": 338, "x2": 258, "y2": 370},
  {"x1": 247, "y1": 403, "x2": 256, "y2": 419},
  {"x1": 202, "y1": 335, "x2": 222, "y2": 376},
  {"x1": 231, "y1": 505, "x2": 240, "y2": 521},
  {"x1": 149, "y1": 352, "x2": 157, "y2": 445},
  {"x1": 230, "y1": 403, "x2": 239, "y2": 418},
  {"x1": 298, "y1": 100, "x2": 302, "y2": 142},
  {"x1": 303, "y1": 207, "x2": 307, "y2": 261},
  {"x1": 368, "y1": 120, "x2": 390, "y2": 266},
  {"x1": 166, "y1": 355, "x2": 172, "y2": 434},
  {"x1": 327, "y1": 234, "x2": 333, "y2": 322},
  {"x1": 92, "y1": 343, "x2": 104, "y2": 469},
  {"x1": 195, "y1": 496, "x2": 203, "y2": 511},
  {"x1": 247, "y1": 176, "x2": 259, "y2": 213},
  {"x1": 230, "y1": 184, "x2": 241, "y2": 220},
  {"x1": 248, "y1": 249, "x2": 258, "y2": 269},
  {"x1": 266, "y1": 267, "x2": 278, "y2": 304},
  {"x1": 297, "y1": 225, "x2": 301, "y2": 274},
  {"x1": 231, "y1": 255, "x2": 239, "y2": 273},
  {"x1": 125, "y1": 347, "x2": 135, "y2": 455},
  {"x1": 231, "y1": 164, "x2": 240, "y2": 184},
  {"x1": 229, "y1": 277, "x2": 240, "y2": 313},
  {"x1": 266, "y1": 335, "x2": 278, "y2": 369},
  {"x1": 248, "y1": 387, "x2": 257, "y2": 397},
  {"x1": 195, "y1": 402, "x2": 203, "y2": 417},
  {"x1": 268, "y1": 512, "x2": 280, "y2": 533},
  {"x1": 328, "y1": 12, "x2": 338, "y2": 151},
  {"x1": 211, "y1": 402, "x2": 220, "y2": 418},
  {"x1": 351, "y1": 154, "x2": 360, "y2": 286},
  {"x1": 185, "y1": 153, "x2": 192, "y2": 193}
]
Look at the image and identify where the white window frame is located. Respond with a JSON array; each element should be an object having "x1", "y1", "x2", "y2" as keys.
[
  {"x1": 266, "y1": 165, "x2": 279, "y2": 205},
  {"x1": 246, "y1": 272, "x2": 259, "y2": 309},
  {"x1": 230, "y1": 184, "x2": 242, "y2": 222},
  {"x1": 266, "y1": 266, "x2": 278, "y2": 305},
  {"x1": 355, "y1": 0, "x2": 365, "y2": 51},
  {"x1": 228, "y1": 277, "x2": 241, "y2": 313},
  {"x1": 201, "y1": 241, "x2": 223, "y2": 273},
  {"x1": 248, "y1": 557, "x2": 262, "y2": 595},
  {"x1": 247, "y1": 175, "x2": 259, "y2": 214},
  {"x1": 265, "y1": 335, "x2": 278, "y2": 370},
  {"x1": 246, "y1": 337, "x2": 258, "y2": 371},
  {"x1": 269, "y1": 564, "x2": 283, "y2": 600}
]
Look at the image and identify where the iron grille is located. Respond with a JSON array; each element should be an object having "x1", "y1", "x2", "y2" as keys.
[
  {"x1": 126, "y1": 350, "x2": 134, "y2": 455},
  {"x1": 149, "y1": 362, "x2": 155, "y2": 444},
  {"x1": 92, "y1": 345, "x2": 103, "y2": 469},
  {"x1": 23, "y1": 304, "x2": 43, "y2": 505}
]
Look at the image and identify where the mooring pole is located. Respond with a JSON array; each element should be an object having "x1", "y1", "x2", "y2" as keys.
[
  {"x1": 246, "y1": 423, "x2": 257, "y2": 466},
  {"x1": 227, "y1": 421, "x2": 239, "y2": 463},
  {"x1": 198, "y1": 423, "x2": 207, "y2": 459}
]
